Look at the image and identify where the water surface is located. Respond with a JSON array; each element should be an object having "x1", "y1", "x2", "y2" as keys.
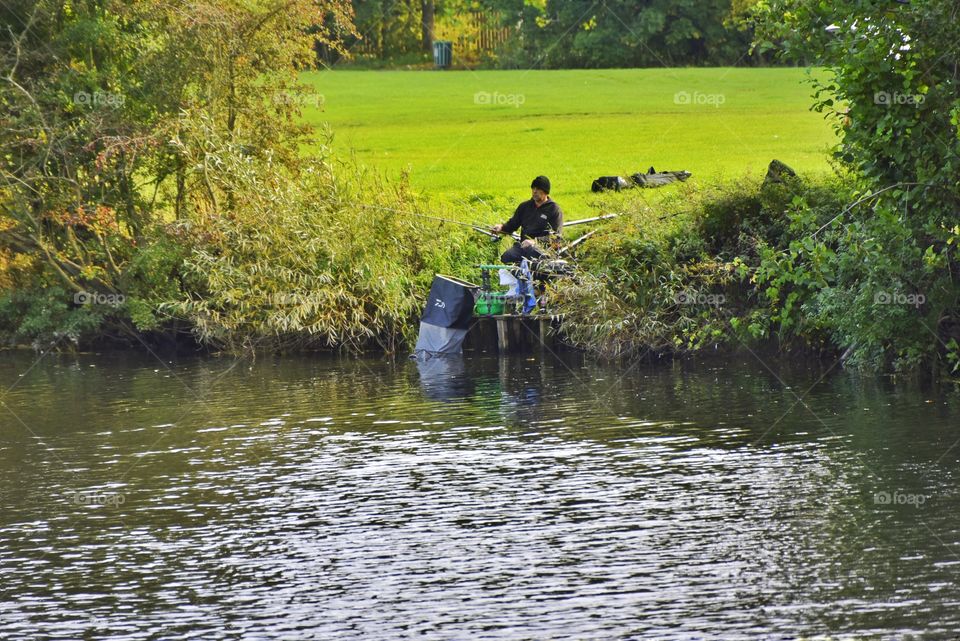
[{"x1": 1, "y1": 350, "x2": 958, "y2": 639}]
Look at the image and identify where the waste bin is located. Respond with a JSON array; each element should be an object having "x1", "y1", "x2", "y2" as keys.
[{"x1": 433, "y1": 40, "x2": 452, "y2": 69}]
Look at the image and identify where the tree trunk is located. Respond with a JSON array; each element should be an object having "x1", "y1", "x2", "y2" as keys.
[{"x1": 421, "y1": 0, "x2": 434, "y2": 53}]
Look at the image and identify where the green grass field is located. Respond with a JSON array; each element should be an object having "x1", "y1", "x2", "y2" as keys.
[{"x1": 300, "y1": 68, "x2": 837, "y2": 219}]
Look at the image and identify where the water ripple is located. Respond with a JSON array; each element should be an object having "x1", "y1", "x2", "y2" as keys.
[{"x1": 0, "y1": 352, "x2": 958, "y2": 639}]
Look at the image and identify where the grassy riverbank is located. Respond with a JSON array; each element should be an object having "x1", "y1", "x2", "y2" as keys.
[
  {"x1": 302, "y1": 68, "x2": 836, "y2": 216},
  {"x1": 2, "y1": 64, "x2": 955, "y2": 373}
]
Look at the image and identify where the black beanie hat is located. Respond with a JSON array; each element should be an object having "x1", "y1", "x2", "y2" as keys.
[{"x1": 531, "y1": 175, "x2": 551, "y2": 194}]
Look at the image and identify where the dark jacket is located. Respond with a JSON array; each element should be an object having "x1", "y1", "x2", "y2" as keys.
[{"x1": 501, "y1": 199, "x2": 563, "y2": 240}]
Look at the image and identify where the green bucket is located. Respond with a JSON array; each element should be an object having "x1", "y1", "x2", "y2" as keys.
[{"x1": 475, "y1": 292, "x2": 506, "y2": 316}]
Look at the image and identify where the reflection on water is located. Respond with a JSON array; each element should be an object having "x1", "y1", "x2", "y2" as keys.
[
  {"x1": 1, "y1": 350, "x2": 959, "y2": 640},
  {"x1": 414, "y1": 355, "x2": 473, "y2": 401}
]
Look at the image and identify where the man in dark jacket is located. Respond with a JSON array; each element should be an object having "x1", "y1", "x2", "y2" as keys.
[{"x1": 491, "y1": 175, "x2": 564, "y2": 264}]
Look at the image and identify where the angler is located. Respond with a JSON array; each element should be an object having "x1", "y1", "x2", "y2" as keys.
[{"x1": 491, "y1": 175, "x2": 564, "y2": 264}]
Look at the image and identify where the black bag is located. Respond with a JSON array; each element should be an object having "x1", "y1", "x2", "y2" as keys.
[
  {"x1": 629, "y1": 169, "x2": 692, "y2": 188},
  {"x1": 591, "y1": 176, "x2": 629, "y2": 193},
  {"x1": 420, "y1": 275, "x2": 479, "y2": 330}
]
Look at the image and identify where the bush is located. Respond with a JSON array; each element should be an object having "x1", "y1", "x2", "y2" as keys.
[
  {"x1": 162, "y1": 124, "x2": 487, "y2": 354},
  {"x1": 0, "y1": 286, "x2": 107, "y2": 350},
  {"x1": 552, "y1": 180, "x2": 756, "y2": 358},
  {"x1": 752, "y1": 0, "x2": 960, "y2": 373},
  {"x1": 551, "y1": 166, "x2": 958, "y2": 374},
  {"x1": 551, "y1": 176, "x2": 849, "y2": 359}
]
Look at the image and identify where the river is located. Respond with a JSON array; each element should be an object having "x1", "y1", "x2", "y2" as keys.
[{"x1": 1, "y1": 350, "x2": 958, "y2": 640}]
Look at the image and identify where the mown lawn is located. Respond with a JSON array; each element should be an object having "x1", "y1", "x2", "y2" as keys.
[{"x1": 300, "y1": 67, "x2": 836, "y2": 220}]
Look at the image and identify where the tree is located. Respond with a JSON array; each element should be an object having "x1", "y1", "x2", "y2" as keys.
[
  {"x1": 513, "y1": 0, "x2": 752, "y2": 68},
  {"x1": 0, "y1": 0, "x2": 354, "y2": 341},
  {"x1": 751, "y1": 0, "x2": 960, "y2": 370},
  {"x1": 422, "y1": 0, "x2": 435, "y2": 52}
]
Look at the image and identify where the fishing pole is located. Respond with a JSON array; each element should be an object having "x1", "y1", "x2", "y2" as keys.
[
  {"x1": 558, "y1": 230, "x2": 596, "y2": 255},
  {"x1": 359, "y1": 204, "x2": 621, "y2": 241},
  {"x1": 402, "y1": 211, "x2": 495, "y2": 235},
  {"x1": 357, "y1": 204, "x2": 517, "y2": 240},
  {"x1": 564, "y1": 213, "x2": 619, "y2": 227}
]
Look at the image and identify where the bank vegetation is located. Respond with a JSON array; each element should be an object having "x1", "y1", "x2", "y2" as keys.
[{"x1": 1, "y1": 0, "x2": 957, "y2": 375}]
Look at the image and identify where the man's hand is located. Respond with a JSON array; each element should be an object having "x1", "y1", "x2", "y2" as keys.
[
  {"x1": 491, "y1": 223, "x2": 503, "y2": 233},
  {"x1": 521, "y1": 238, "x2": 537, "y2": 249}
]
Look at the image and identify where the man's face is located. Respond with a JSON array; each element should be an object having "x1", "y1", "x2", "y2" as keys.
[{"x1": 531, "y1": 188, "x2": 548, "y2": 204}]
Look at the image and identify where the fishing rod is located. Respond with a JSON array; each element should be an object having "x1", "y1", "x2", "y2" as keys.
[
  {"x1": 564, "y1": 213, "x2": 619, "y2": 227},
  {"x1": 558, "y1": 230, "x2": 596, "y2": 256},
  {"x1": 359, "y1": 204, "x2": 620, "y2": 242},
  {"x1": 485, "y1": 211, "x2": 619, "y2": 240},
  {"x1": 406, "y1": 211, "x2": 507, "y2": 240},
  {"x1": 357, "y1": 204, "x2": 519, "y2": 240},
  {"x1": 475, "y1": 211, "x2": 618, "y2": 245}
]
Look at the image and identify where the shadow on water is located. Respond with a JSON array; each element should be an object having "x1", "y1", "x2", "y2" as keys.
[
  {"x1": 413, "y1": 353, "x2": 554, "y2": 424},
  {"x1": 413, "y1": 355, "x2": 474, "y2": 401}
]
